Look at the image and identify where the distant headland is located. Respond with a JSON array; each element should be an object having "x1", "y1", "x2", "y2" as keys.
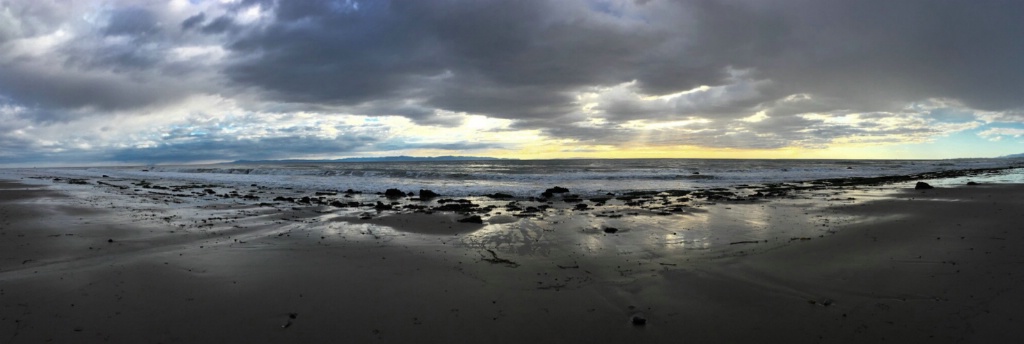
[{"x1": 232, "y1": 156, "x2": 512, "y2": 163}]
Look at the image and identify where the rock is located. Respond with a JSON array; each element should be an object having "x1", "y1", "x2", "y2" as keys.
[
  {"x1": 574, "y1": 203, "x2": 589, "y2": 211},
  {"x1": 915, "y1": 182, "x2": 934, "y2": 190},
  {"x1": 486, "y1": 193, "x2": 515, "y2": 199},
  {"x1": 436, "y1": 200, "x2": 478, "y2": 212},
  {"x1": 603, "y1": 227, "x2": 618, "y2": 234},
  {"x1": 107, "y1": 239, "x2": 114, "y2": 243},
  {"x1": 541, "y1": 187, "x2": 569, "y2": 197},
  {"x1": 544, "y1": 186, "x2": 570, "y2": 194},
  {"x1": 967, "y1": 181, "x2": 979, "y2": 186},
  {"x1": 458, "y1": 215, "x2": 484, "y2": 224},
  {"x1": 631, "y1": 313, "x2": 647, "y2": 326},
  {"x1": 419, "y1": 189, "x2": 440, "y2": 199},
  {"x1": 204, "y1": 189, "x2": 216, "y2": 195},
  {"x1": 384, "y1": 189, "x2": 406, "y2": 198}
]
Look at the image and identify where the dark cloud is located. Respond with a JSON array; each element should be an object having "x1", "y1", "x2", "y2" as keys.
[
  {"x1": 200, "y1": 15, "x2": 234, "y2": 34},
  {"x1": 219, "y1": 0, "x2": 1024, "y2": 121},
  {"x1": 222, "y1": 0, "x2": 660, "y2": 118},
  {"x1": 0, "y1": 66, "x2": 181, "y2": 121},
  {"x1": 734, "y1": 0, "x2": 1024, "y2": 113},
  {"x1": 103, "y1": 7, "x2": 160, "y2": 37},
  {"x1": 181, "y1": 13, "x2": 206, "y2": 31},
  {"x1": 426, "y1": 81, "x2": 577, "y2": 120},
  {"x1": 224, "y1": 1, "x2": 442, "y2": 105}
]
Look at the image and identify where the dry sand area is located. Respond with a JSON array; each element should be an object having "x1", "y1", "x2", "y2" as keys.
[{"x1": 2, "y1": 178, "x2": 1024, "y2": 343}]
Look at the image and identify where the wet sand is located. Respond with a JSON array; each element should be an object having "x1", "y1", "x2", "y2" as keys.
[{"x1": 1, "y1": 178, "x2": 1023, "y2": 342}]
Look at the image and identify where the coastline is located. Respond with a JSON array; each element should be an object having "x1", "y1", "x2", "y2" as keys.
[{"x1": 1, "y1": 174, "x2": 1023, "y2": 342}]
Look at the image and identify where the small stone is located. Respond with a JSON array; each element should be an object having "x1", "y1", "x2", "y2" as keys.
[
  {"x1": 915, "y1": 182, "x2": 934, "y2": 190},
  {"x1": 631, "y1": 313, "x2": 647, "y2": 326},
  {"x1": 603, "y1": 227, "x2": 618, "y2": 234}
]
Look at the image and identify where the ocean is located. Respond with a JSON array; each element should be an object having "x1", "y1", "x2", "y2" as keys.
[{"x1": 18, "y1": 158, "x2": 1024, "y2": 197}]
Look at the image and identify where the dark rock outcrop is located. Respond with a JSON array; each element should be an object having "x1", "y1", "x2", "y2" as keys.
[
  {"x1": 544, "y1": 186, "x2": 570, "y2": 194},
  {"x1": 384, "y1": 188, "x2": 407, "y2": 198},
  {"x1": 419, "y1": 189, "x2": 440, "y2": 199},
  {"x1": 915, "y1": 182, "x2": 934, "y2": 190}
]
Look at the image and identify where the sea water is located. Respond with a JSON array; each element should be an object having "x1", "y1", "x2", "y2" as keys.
[{"x1": 12, "y1": 158, "x2": 1024, "y2": 197}]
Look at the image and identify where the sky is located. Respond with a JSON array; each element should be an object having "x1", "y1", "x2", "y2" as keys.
[{"x1": 2, "y1": 0, "x2": 1024, "y2": 166}]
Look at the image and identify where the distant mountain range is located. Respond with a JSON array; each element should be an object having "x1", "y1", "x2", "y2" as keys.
[
  {"x1": 233, "y1": 155, "x2": 511, "y2": 163},
  {"x1": 1000, "y1": 153, "x2": 1024, "y2": 159}
]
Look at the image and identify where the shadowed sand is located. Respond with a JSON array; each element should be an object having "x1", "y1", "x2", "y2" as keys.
[{"x1": 1, "y1": 178, "x2": 1023, "y2": 342}]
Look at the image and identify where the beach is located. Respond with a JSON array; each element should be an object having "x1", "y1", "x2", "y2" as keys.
[{"x1": 2, "y1": 174, "x2": 1024, "y2": 343}]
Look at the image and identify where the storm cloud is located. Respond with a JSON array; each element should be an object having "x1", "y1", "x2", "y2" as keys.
[{"x1": 1, "y1": 0, "x2": 1023, "y2": 164}]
